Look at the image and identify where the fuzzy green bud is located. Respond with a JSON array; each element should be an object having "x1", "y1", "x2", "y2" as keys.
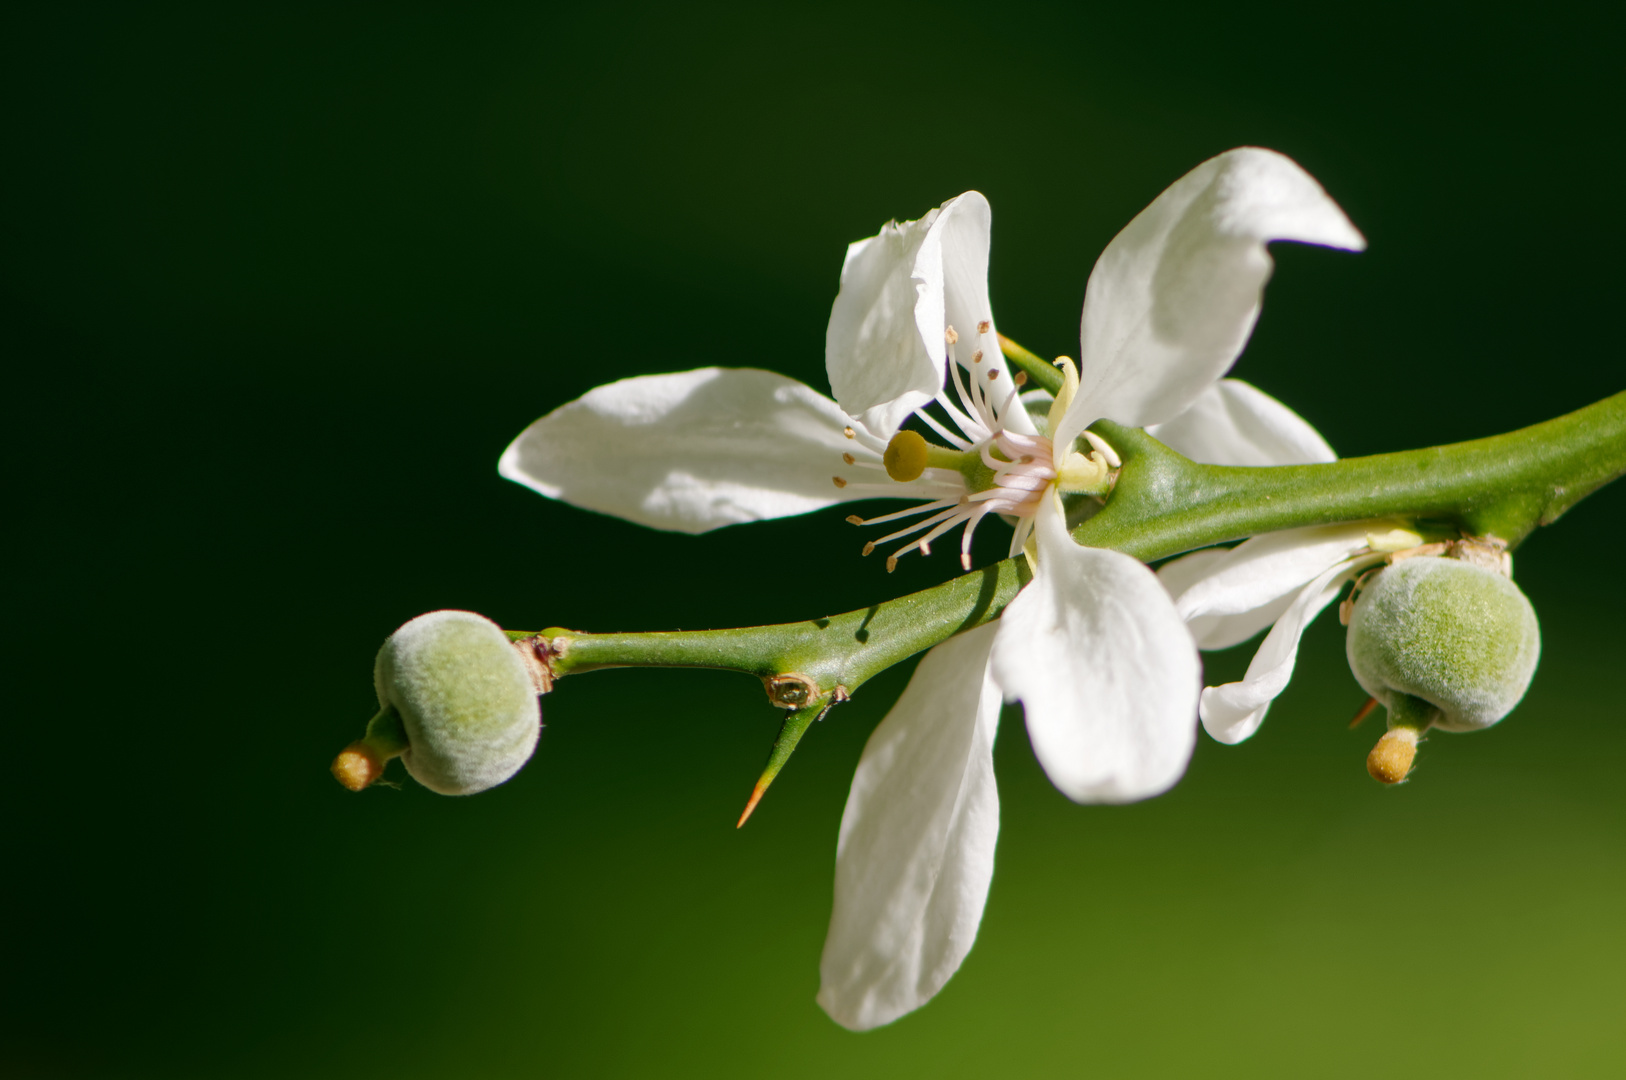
[
  {"x1": 373, "y1": 610, "x2": 541, "y2": 795},
  {"x1": 1346, "y1": 555, "x2": 1540, "y2": 738}
]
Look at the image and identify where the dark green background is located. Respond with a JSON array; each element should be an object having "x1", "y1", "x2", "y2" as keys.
[{"x1": 6, "y1": 4, "x2": 1623, "y2": 1077}]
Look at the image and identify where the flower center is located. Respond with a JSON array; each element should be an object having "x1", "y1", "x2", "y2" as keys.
[{"x1": 831, "y1": 323, "x2": 1115, "y2": 572}]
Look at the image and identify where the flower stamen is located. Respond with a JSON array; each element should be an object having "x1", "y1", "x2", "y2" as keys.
[{"x1": 839, "y1": 327, "x2": 1118, "y2": 572}]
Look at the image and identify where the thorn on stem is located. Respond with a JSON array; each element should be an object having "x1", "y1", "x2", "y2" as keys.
[
  {"x1": 736, "y1": 780, "x2": 768, "y2": 828},
  {"x1": 736, "y1": 701, "x2": 826, "y2": 829},
  {"x1": 1349, "y1": 696, "x2": 1379, "y2": 729}
]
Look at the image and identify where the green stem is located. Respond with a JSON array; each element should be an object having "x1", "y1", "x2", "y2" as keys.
[
  {"x1": 521, "y1": 557, "x2": 1030, "y2": 697},
  {"x1": 1004, "y1": 333, "x2": 1626, "y2": 551},
  {"x1": 364, "y1": 704, "x2": 410, "y2": 758},
  {"x1": 512, "y1": 383, "x2": 1626, "y2": 701}
]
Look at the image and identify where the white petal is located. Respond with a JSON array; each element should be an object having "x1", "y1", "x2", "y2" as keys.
[
  {"x1": 990, "y1": 497, "x2": 1200, "y2": 803},
  {"x1": 826, "y1": 193, "x2": 1031, "y2": 438},
  {"x1": 818, "y1": 623, "x2": 1002, "y2": 1032},
  {"x1": 1156, "y1": 546, "x2": 1231, "y2": 598},
  {"x1": 1157, "y1": 546, "x2": 1276, "y2": 650},
  {"x1": 1146, "y1": 378, "x2": 1336, "y2": 466},
  {"x1": 1055, "y1": 147, "x2": 1364, "y2": 453},
  {"x1": 1189, "y1": 594, "x2": 1298, "y2": 653},
  {"x1": 1172, "y1": 522, "x2": 1372, "y2": 632},
  {"x1": 499, "y1": 368, "x2": 945, "y2": 534},
  {"x1": 825, "y1": 210, "x2": 942, "y2": 437},
  {"x1": 1199, "y1": 554, "x2": 1377, "y2": 744}
]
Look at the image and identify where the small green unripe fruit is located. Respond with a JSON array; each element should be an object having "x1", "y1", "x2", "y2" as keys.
[
  {"x1": 374, "y1": 611, "x2": 541, "y2": 795},
  {"x1": 1346, "y1": 556, "x2": 1540, "y2": 734}
]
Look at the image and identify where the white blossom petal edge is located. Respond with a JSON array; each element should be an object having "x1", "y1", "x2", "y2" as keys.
[
  {"x1": 1147, "y1": 378, "x2": 1335, "y2": 467},
  {"x1": 498, "y1": 367, "x2": 952, "y2": 534},
  {"x1": 1168, "y1": 522, "x2": 1376, "y2": 649},
  {"x1": 990, "y1": 496, "x2": 1200, "y2": 801},
  {"x1": 817, "y1": 623, "x2": 1001, "y2": 1032},
  {"x1": 1054, "y1": 147, "x2": 1365, "y2": 456},
  {"x1": 825, "y1": 192, "x2": 1032, "y2": 439},
  {"x1": 1197, "y1": 551, "x2": 1383, "y2": 743}
]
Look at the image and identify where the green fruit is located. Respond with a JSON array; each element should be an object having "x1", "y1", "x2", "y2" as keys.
[
  {"x1": 1346, "y1": 556, "x2": 1540, "y2": 732},
  {"x1": 374, "y1": 611, "x2": 541, "y2": 794}
]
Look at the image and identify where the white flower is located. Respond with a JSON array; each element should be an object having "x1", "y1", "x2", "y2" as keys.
[
  {"x1": 498, "y1": 147, "x2": 1365, "y2": 1031},
  {"x1": 814, "y1": 148, "x2": 1365, "y2": 1031}
]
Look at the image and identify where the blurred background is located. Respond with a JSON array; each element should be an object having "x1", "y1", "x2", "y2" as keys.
[{"x1": 5, "y1": 3, "x2": 1623, "y2": 1077}]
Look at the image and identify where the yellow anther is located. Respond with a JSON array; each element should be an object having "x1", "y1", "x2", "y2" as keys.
[
  {"x1": 977, "y1": 320, "x2": 991, "y2": 333},
  {"x1": 832, "y1": 476, "x2": 848, "y2": 489},
  {"x1": 842, "y1": 452, "x2": 856, "y2": 465},
  {"x1": 883, "y1": 430, "x2": 930, "y2": 482},
  {"x1": 945, "y1": 326, "x2": 959, "y2": 345}
]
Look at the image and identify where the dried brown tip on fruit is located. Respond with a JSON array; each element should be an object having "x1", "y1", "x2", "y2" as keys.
[
  {"x1": 1367, "y1": 727, "x2": 1420, "y2": 784},
  {"x1": 331, "y1": 741, "x2": 385, "y2": 791}
]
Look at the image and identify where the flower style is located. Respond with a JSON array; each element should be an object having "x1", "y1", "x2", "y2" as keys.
[{"x1": 498, "y1": 147, "x2": 1365, "y2": 1031}]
